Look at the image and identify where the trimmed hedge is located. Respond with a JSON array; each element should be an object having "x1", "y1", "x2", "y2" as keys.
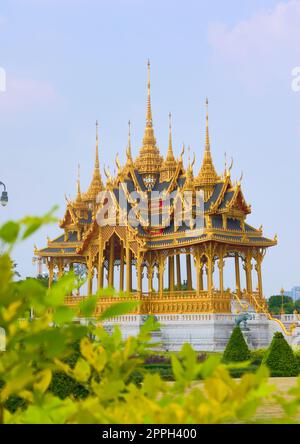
[
  {"x1": 223, "y1": 326, "x2": 250, "y2": 363},
  {"x1": 144, "y1": 364, "x2": 174, "y2": 381},
  {"x1": 262, "y1": 332, "x2": 299, "y2": 377},
  {"x1": 229, "y1": 365, "x2": 258, "y2": 378}
]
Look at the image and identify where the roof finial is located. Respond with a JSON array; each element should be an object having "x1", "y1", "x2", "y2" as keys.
[
  {"x1": 195, "y1": 98, "x2": 219, "y2": 187},
  {"x1": 95, "y1": 120, "x2": 100, "y2": 170},
  {"x1": 146, "y1": 59, "x2": 152, "y2": 127},
  {"x1": 126, "y1": 120, "x2": 133, "y2": 163},
  {"x1": 166, "y1": 112, "x2": 174, "y2": 160},
  {"x1": 205, "y1": 97, "x2": 210, "y2": 151},
  {"x1": 135, "y1": 59, "x2": 162, "y2": 174},
  {"x1": 76, "y1": 163, "x2": 82, "y2": 201},
  {"x1": 84, "y1": 121, "x2": 103, "y2": 199}
]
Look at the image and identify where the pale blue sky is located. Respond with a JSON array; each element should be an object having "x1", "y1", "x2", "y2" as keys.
[{"x1": 0, "y1": 0, "x2": 299, "y2": 296}]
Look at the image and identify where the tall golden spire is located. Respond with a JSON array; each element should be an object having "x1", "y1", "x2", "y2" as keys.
[
  {"x1": 167, "y1": 112, "x2": 175, "y2": 160},
  {"x1": 146, "y1": 59, "x2": 152, "y2": 127},
  {"x1": 134, "y1": 60, "x2": 163, "y2": 174},
  {"x1": 95, "y1": 119, "x2": 100, "y2": 170},
  {"x1": 205, "y1": 97, "x2": 210, "y2": 151},
  {"x1": 84, "y1": 120, "x2": 103, "y2": 200},
  {"x1": 195, "y1": 98, "x2": 219, "y2": 188},
  {"x1": 126, "y1": 120, "x2": 133, "y2": 164},
  {"x1": 76, "y1": 163, "x2": 82, "y2": 202},
  {"x1": 160, "y1": 112, "x2": 177, "y2": 182}
]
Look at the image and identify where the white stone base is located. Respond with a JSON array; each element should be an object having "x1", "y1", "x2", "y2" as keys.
[{"x1": 99, "y1": 312, "x2": 272, "y2": 352}]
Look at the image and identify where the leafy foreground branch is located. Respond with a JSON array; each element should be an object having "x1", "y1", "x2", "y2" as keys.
[{"x1": 0, "y1": 213, "x2": 300, "y2": 424}]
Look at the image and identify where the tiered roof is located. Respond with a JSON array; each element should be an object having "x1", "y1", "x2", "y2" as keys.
[{"x1": 35, "y1": 63, "x2": 277, "y2": 259}]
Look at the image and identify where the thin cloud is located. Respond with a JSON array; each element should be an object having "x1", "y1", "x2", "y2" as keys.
[
  {"x1": 0, "y1": 75, "x2": 59, "y2": 113},
  {"x1": 208, "y1": 0, "x2": 300, "y2": 91}
]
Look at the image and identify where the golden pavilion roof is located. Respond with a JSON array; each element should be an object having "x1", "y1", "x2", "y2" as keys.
[{"x1": 35, "y1": 63, "x2": 277, "y2": 259}]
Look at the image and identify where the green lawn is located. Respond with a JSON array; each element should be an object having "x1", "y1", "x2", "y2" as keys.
[{"x1": 254, "y1": 377, "x2": 300, "y2": 423}]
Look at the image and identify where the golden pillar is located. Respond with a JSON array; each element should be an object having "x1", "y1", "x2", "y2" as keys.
[
  {"x1": 87, "y1": 259, "x2": 93, "y2": 296},
  {"x1": 57, "y1": 259, "x2": 64, "y2": 279},
  {"x1": 245, "y1": 253, "x2": 253, "y2": 295},
  {"x1": 119, "y1": 245, "x2": 124, "y2": 291},
  {"x1": 98, "y1": 239, "x2": 104, "y2": 290},
  {"x1": 176, "y1": 254, "x2": 181, "y2": 289},
  {"x1": 148, "y1": 264, "x2": 153, "y2": 293},
  {"x1": 199, "y1": 264, "x2": 204, "y2": 291},
  {"x1": 195, "y1": 256, "x2": 201, "y2": 296},
  {"x1": 48, "y1": 259, "x2": 54, "y2": 288},
  {"x1": 108, "y1": 237, "x2": 115, "y2": 288},
  {"x1": 207, "y1": 256, "x2": 213, "y2": 295},
  {"x1": 186, "y1": 254, "x2": 192, "y2": 290},
  {"x1": 255, "y1": 254, "x2": 263, "y2": 297},
  {"x1": 159, "y1": 256, "x2": 165, "y2": 297},
  {"x1": 136, "y1": 254, "x2": 143, "y2": 295},
  {"x1": 168, "y1": 256, "x2": 175, "y2": 291},
  {"x1": 126, "y1": 242, "x2": 131, "y2": 293},
  {"x1": 218, "y1": 256, "x2": 225, "y2": 295},
  {"x1": 235, "y1": 254, "x2": 241, "y2": 296}
]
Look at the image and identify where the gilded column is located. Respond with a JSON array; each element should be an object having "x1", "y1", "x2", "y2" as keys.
[
  {"x1": 186, "y1": 254, "x2": 192, "y2": 290},
  {"x1": 148, "y1": 263, "x2": 153, "y2": 293},
  {"x1": 87, "y1": 258, "x2": 93, "y2": 296},
  {"x1": 108, "y1": 238, "x2": 115, "y2": 288},
  {"x1": 235, "y1": 253, "x2": 241, "y2": 296},
  {"x1": 255, "y1": 253, "x2": 263, "y2": 298},
  {"x1": 207, "y1": 256, "x2": 213, "y2": 296},
  {"x1": 218, "y1": 255, "x2": 225, "y2": 296},
  {"x1": 245, "y1": 252, "x2": 253, "y2": 295},
  {"x1": 176, "y1": 254, "x2": 181, "y2": 289},
  {"x1": 126, "y1": 242, "x2": 131, "y2": 293},
  {"x1": 98, "y1": 238, "x2": 104, "y2": 290},
  {"x1": 119, "y1": 244, "x2": 124, "y2": 291},
  {"x1": 195, "y1": 254, "x2": 201, "y2": 296},
  {"x1": 168, "y1": 256, "x2": 175, "y2": 292},
  {"x1": 199, "y1": 264, "x2": 204, "y2": 291},
  {"x1": 48, "y1": 259, "x2": 54, "y2": 288},
  {"x1": 159, "y1": 255, "x2": 165, "y2": 297},
  {"x1": 136, "y1": 254, "x2": 143, "y2": 296}
]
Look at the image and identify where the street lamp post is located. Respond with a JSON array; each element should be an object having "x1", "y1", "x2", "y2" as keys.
[{"x1": 0, "y1": 181, "x2": 8, "y2": 206}]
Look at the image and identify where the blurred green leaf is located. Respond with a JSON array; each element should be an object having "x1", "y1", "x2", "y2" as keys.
[
  {"x1": 73, "y1": 359, "x2": 90, "y2": 383},
  {"x1": 53, "y1": 306, "x2": 75, "y2": 324},
  {"x1": 0, "y1": 221, "x2": 20, "y2": 244},
  {"x1": 99, "y1": 301, "x2": 140, "y2": 320},
  {"x1": 79, "y1": 296, "x2": 98, "y2": 317}
]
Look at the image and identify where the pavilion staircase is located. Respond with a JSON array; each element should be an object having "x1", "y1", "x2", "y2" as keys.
[{"x1": 232, "y1": 291, "x2": 299, "y2": 338}]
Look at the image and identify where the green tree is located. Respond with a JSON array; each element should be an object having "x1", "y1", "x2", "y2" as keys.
[
  {"x1": 262, "y1": 332, "x2": 299, "y2": 377},
  {"x1": 294, "y1": 299, "x2": 300, "y2": 313},
  {"x1": 268, "y1": 295, "x2": 294, "y2": 315},
  {"x1": 223, "y1": 326, "x2": 250, "y2": 362}
]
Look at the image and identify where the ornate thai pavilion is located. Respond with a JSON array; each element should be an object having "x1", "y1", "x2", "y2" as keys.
[{"x1": 35, "y1": 62, "x2": 283, "y2": 350}]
